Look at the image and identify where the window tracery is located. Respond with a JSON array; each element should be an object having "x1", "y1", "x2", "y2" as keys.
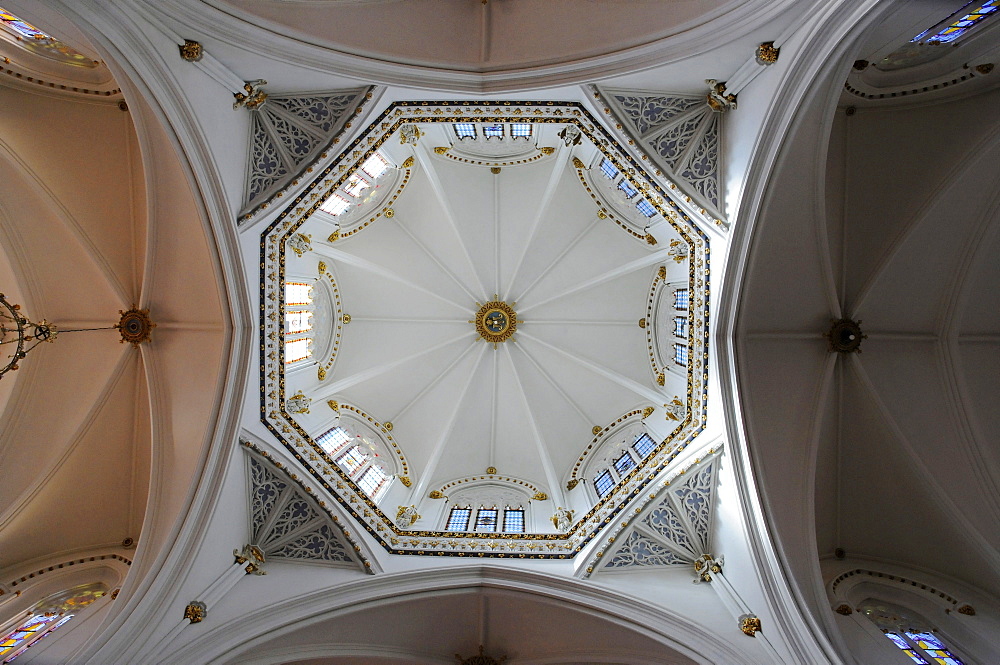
[
  {"x1": 0, "y1": 583, "x2": 107, "y2": 663},
  {"x1": 284, "y1": 282, "x2": 314, "y2": 364},
  {"x1": 444, "y1": 506, "x2": 526, "y2": 533},
  {"x1": 861, "y1": 602, "x2": 967, "y2": 665}
]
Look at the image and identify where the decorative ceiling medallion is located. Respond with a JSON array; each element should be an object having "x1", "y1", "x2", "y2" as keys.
[
  {"x1": 825, "y1": 318, "x2": 866, "y2": 354},
  {"x1": 456, "y1": 646, "x2": 507, "y2": 665},
  {"x1": 471, "y1": 298, "x2": 517, "y2": 348},
  {"x1": 115, "y1": 307, "x2": 155, "y2": 346}
]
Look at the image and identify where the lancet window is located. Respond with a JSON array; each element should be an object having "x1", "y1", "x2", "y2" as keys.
[
  {"x1": 317, "y1": 151, "x2": 392, "y2": 218},
  {"x1": 284, "y1": 282, "x2": 314, "y2": 364},
  {"x1": 597, "y1": 157, "x2": 659, "y2": 220},
  {"x1": 444, "y1": 506, "x2": 527, "y2": 533}
]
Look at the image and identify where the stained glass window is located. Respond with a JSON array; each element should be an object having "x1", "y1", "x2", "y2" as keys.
[
  {"x1": 914, "y1": 0, "x2": 999, "y2": 43},
  {"x1": 600, "y1": 158, "x2": 619, "y2": 180},
  {"x1": 674, "y1": 316, "x2": 688, "y2": 337},
  {"x1": 636, "y1": 198, "x2": 657, "y2": 217},
  {"x1": 594, "y1": 470, "x2": 614, "y2": 497},
  {"x1": 446, "y1": 507, "x2": 472, "y2": 530},
  {"x1": 320, "y1": 193, "x2": 350, "y2": 216},
  {"x1": 344, "y1": 173, "x2": 370, "y2": 198},
  {"x1": 284, "y1": 338, "x2": 311, "y2": 364},
  {"x1": 483, "y1": 124, "x2": 504, "y2": 139},
  {"x1": 315, "y1": 426, "x2": 352, "y2": 454},
  {"x1": 361, "y1": 153, "x2": 390, "y2": 179},
  {"x1": 0, "y1": 7, "x2": 48, "y2": 39},
  {"x1": 357, "y1": 465, "x2": 388, "y2": 496},
  {"x1": 0, "y1": 615, "x2": 60, "y2": 662},
  {"x1": 285, "y1": 282, "x2": 313, "y2": 306},
  {"x1": 905, "y1": 632, "x2": 965, "y2": 664},
  {"x1": 336, "y1": 446, "x2": 367, "y2": 476},
  {"x1": 613, "y1": 452, "x2": 636, "y2": 476},
  {"x1": 503, "y1": 509, "x2": 525, "y2": 533},
  {"x1": 475, "y1": 508, "x2": 499, "y2": 531},
  {"x1": 673, "y1": 288, "x2": 689, "y2": 310},
  {"x1": 673, "y1": 344, "x2": 689, "y2": 366},
  {"x1": 885, "y1": 632, "x2": 930, "y2": 664},
  {"x1": 617, "y1": 179, "x2": 638, "y2": 199},
  {"x1": 510, "y1": 123, "x2": 532, "y2": 138},
  {"x1": 634, "y1": 433, "x2": 656, "y2": 458},
  {"x1": 1, "y1": 584, "x2": 106, "y2": 663},
  {"x1": 285, "y1": 310, "x2": 312, "y2": 334},
  {"x1": 453, "y1": 123, "x2": 476, "y2": 139}
]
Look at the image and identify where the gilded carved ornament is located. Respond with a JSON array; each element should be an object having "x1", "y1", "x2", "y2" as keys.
[
  {"x1": 531, "y1": 492, "x2": 548, "y2": 501},
  {"x1": 178, "y1": 40, "x2": 203, "y2": 62},
  {"x1": 738, "y1": 613, "x2": 761, "y2": 637},
  {"x1": 834, "y1": 604, "x2": 853, "y2": 616},
  {"x1": 233, "y1": 80, "x2": 268, "y2": 111},
  {"x1": 184, "y1": 601, "x2": 207, "y2": 624},
  {"x1": 116, "y1": 307, "x2": 155, "y2": 347},
  {"x1": 705, "y1": 79, "x2": 737, "y2": 112},
  {"x1": 234, "y1": 544, "x2": 267, "y2": 575},
  {"x1": 755, "y1": 41, "x2": 779, "y2": 65}
]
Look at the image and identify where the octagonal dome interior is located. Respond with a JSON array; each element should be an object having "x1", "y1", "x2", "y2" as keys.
[{"x1": 262, "y1": 102, "x2": 710, "y2": 556}]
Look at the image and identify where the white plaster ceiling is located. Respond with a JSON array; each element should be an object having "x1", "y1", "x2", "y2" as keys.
[{"x1": 299, "y1": 121, "x2": 680, "y2": 513}]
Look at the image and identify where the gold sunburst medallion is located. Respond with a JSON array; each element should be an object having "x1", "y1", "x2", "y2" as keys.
[{"x1": 471, "y1": 299, "x2": 517, "y2": 347}]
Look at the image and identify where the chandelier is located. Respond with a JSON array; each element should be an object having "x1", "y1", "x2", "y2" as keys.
[{"x1": 0, "y1": 292, "x2": 155, "y2": 380}]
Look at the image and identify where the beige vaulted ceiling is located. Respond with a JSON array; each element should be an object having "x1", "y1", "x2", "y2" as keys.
[
  {"x1": 212, "y1": 0, "x2": 745, "y2": 72},
  {"x1": 0, "y1": 68, "x2": 228, "y2": 574}
]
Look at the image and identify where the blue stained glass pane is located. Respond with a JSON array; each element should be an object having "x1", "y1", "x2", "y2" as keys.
[
  {"x1": 484, "y1": 124, "x2": 504, "y2": 138},
  {"x1": 634, "y1": 433, "x2": 656, "y2": 458},
  {"x1": 454, "y1": 123, "x2": 476, "y2": 139},
  {"x1": 636, "y1": 198, "x2": 657, "y2": 217},
  {"x1": 906, "y1": 632, "x2": 945, "y2": 650},
  {"x1": 600, "y1": 158, "x2": 619, "y2": 179},
  {"x1": 614, "y1": 452, "x2": 636, "y2": 475},
  {"x1": 920, "y1": 0, "x2": 999, "y2": 43},
  {"x1": 595, "y1": 470, "x2": 614, "y2": 497},
  {"x1": 446, "y1": 507, "x2": 471, "y2": 531},
  {"x1": 0, "y1": 8, "x2": 48, "y2": 39},
  {"x1": 510, "y1": 123, "x2": 532, "y2": 137},
  {"x1": 674, "y1": 316, "x2": 688, "y2": 337},
  {"x1": 673, "y1": 289, "x2": 689, "y2": 310},
  {"x1": 475, "y1": 508, "x2": 498, "y2": 531},
  {"x1": 617, "y1": 179, "x2": 638, "y2": 199},
  {"x1": 336, "y1": 446, "x2": 367, "y2": 475},
  {"x1": 885, "y1": 633, "x2": 930, "y2": 664},
  {"x1": 357, "y1": 465, "x2": 387, "y2": 496},
  {"x1": 673, "y1": 343, "x2": 688, "y2": 366},
  {"x1": 503, "y1": 509, "x2": 525, "y2": 532}
]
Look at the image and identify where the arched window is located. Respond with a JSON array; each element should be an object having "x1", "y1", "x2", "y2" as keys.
[
  {"x1": 0, "y1": 583, "x2": 107, "y2": 663},
  {"x1": 313, "y1": 421, "x2": 393, "y2": 499},
  {"x1": 284, "y1": 281, "x2": 314, "y2": 364},
  {"x1": 860, "y1": 602, "x2": 967, "y2": 665},
  {"x1": 597, "y1": 157, "x2": 658, "y2": 219},
  {"x1": 592, "y1": 431, "x2": 659, "y2": 498},
  {"x1": 444, "y1": 505, "x2": 525, "y2": 533},
  {"x1": 913, "y1": 1, "x2": 998, "y2": 45},
  {"x1": 318, "y1": 151, "x2": 392, "y2": 219}
]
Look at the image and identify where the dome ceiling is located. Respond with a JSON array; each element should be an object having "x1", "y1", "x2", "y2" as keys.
[{"x1": 260, "y1": 101, "x2": 712, "y2": 557}]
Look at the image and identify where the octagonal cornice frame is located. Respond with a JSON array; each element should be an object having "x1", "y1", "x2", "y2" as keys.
[{"x1": 260, "y1": 100, "x2": 712, "y2": 558}]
